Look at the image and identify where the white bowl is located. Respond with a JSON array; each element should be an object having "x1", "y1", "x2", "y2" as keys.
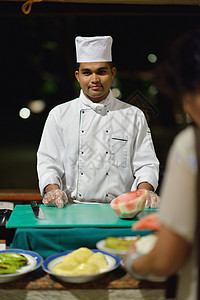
[
  {"x1": 96, "y1": 236, "x2": 139, "y2": 258},
  {"x1": 42, "y1": 249, "x2": 121, "y2": 283},
  {"x1": 0, "y1": 249, "x2": 43, "y2": 283}
]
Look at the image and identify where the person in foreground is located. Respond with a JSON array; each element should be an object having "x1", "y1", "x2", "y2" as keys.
[
  {"x1": 124, "y1": 29, "x2": 200, "y2": 300},
  {"x1": 37, "y1": 35, "x2": 159, "y2": 207}
]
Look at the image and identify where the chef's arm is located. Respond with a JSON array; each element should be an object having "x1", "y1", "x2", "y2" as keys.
[
  {"x1": 44, "y1": 184, "x2": 59, "y2": 194},
  {"x1": 132, "y1": 114, "x2": 159, "y2": 192},
  {"x1": 137, "y1": 182, "x2": 154, "y2": 191},
  {"x1": 37, "y1": 110, "x2": 65, "y2": 196},
  {"x1": 126, "y1": 225, "x2": 191, "y2": 277}
]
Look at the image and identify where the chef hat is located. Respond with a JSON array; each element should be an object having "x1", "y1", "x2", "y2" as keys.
[{"x1": 75, "y1": 36, "x2": 113, "y2": 63}]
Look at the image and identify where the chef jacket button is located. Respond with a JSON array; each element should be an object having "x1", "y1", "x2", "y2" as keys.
[
  {"x1": 106, "y1": 130, "x2": 108, "y2": 133},
  {"x1": 106, "y1": 172, "x2": 108, "y2": 176},
  {"x1": 82, "y1": 130, "x2": 84, "y2": 133},
  {"x1": 81, "y1": 151, "x2": 84, "y2": 154},
  {"x1": 81, "y1": 172, "x2": 83, "y2": 175},
  {"x1": 82, "y1": 111, "x2": 85, "y2": 113},
  {"x1": 106, "y1": 151, "x2": 108, "y2": 154}
]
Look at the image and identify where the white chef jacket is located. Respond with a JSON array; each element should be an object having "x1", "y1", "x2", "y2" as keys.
[{"x1": 37, "y1": 90, "x2": 159, "y2": 203}]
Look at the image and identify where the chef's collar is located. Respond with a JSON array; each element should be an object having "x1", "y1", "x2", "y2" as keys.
[{"x1": 80, "y1": 89, "x2": 112, "y2": 115}]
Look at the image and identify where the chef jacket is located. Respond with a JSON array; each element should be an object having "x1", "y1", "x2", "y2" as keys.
[{"x1": 37, "y1": 90, "x2": 159, "y2": 203}]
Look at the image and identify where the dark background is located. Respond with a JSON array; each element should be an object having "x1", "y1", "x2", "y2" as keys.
[{"x1": 1, "y1": 2, "x2": 200, "y2": 190}]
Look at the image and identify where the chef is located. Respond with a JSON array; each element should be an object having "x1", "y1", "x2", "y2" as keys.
[{"x1": 37, "y1": 36, "x2": 159, "y2": 207}]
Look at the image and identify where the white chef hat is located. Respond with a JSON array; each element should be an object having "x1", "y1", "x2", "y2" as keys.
[{"x1": 75, "y1": 36, "x2": 113, "y2": 63}]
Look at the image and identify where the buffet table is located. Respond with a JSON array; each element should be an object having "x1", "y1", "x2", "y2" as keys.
[
  {"x1": 0, "y1": 268, "x2": 167, "y2": 300},
  {"x1": 1, "y1": 203, "x2": 173, "y2": 299},
  {"x1": 7, "y1": 204, "x2": 155, "y2": 258}
]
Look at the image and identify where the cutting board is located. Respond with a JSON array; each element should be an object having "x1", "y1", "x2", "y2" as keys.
[{"x1": 6, "y1": 204, "x2": 157, "y2": 228}]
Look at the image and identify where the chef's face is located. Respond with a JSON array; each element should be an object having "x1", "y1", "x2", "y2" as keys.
[
  {"x1": 75, "y1": 62, "x2": 116, "y2": 103},
  {"x1": 183, "y1": 91, "x2": 200, "y2": 127}
]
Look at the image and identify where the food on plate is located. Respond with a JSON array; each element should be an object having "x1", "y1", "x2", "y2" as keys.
[
  {"x1": 52, "y1": 247, "x2": 108, "y2": 276},
  {"x1": 62, "y1": 247, "x2": 93, "y2": 264},
  {"x1": 87, "y1": 252, "x2": 108, "y2": 269},
  {"x1": 53, "y1": 260, "x2": 99, "y2": 276},
  {"x1": 110, "y1": 189, "x2": 149, "y2": 219},
  {"x1": 0, "y1": 252, "x2": 28, "y2": 274},
  {"x1": 135, "y1": 233, "x2": 158, "y2": 254},
  {"x1": 132, "y1": 213, "x2": 161, "y2": 231},
  {"x1": 105, "y1": 237, "x2": 140, "y2": 251}
]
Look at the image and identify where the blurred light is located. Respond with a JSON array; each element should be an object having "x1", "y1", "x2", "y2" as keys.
[
  {"x1": 148, "y1": 84, "x2": 158, "y2": 95},
  {"x1": 28, "y1": 100, "x2": 46, "y2": 113},
  {"x1": 147, "y1": 53, "x2": 157, "y2": 63},
  {"x1": 19, "y1": 107, "x2": 31, "y2": 119},
  {"x1": 112, "y1": 88, "x2": 122, "y2": 99}
]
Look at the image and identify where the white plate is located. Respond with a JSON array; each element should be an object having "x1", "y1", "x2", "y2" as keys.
[
  {"x1": 96, "y1": 236, "x2": 139, "y2": 257},
  {"x1": 42, "y1": 249, "x2": 121, "y2": 283},
  {"x1": 120, "y1": 259, "x2": 166, "y2": 282},
  {"x1": 0, "y1": 249, "x2": 43, "y2": 283},
  {"x1": 120, "y1": 234, "x2": 166, "y2": 282}
]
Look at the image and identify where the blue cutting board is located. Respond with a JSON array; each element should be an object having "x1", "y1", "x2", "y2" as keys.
[{"x1": 6, "y1": 204, "x2": 157, "y2": 228}]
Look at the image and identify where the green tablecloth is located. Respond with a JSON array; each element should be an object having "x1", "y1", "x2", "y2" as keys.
[{"x1": 10, "y1": 227, "x2": 153, "y2": 259}]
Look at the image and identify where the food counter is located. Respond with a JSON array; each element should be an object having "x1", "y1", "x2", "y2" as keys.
[
  {"x1": 0, "y1": 267, "x2": 167, "y2": 299},
  {"x1": 0, "y1": 203, "x2": 173, "y2": 299},
  {"x1": 7, "y1": 204, "x2": 156, "y2": 258}
]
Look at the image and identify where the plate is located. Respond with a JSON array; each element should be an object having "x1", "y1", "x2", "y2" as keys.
[
  {"x1": 96, "y1": 236, "x2": 139, "y2": 257},
  {"x1": 120, "y1": 234, "x2": 166, "y2": 282},
  {"x1": 0, "y1": 249, "x2": 43, "y2": 283},
  {"x1": 42, "y1": 249, "x2": 121, "y2": 283},
  {"x1": 120, "y1": 259, "x2": 166, "y2": 282}
]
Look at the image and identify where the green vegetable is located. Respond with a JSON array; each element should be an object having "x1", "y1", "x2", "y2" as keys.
[
  {"x1": 105, "y1": 237, "x2": 138, "y2": 251},
  {"x1": 0, "y1": 252, "x2": 28, "y2": 274},
  {"x1": 0, "y1": 263, "x2": 17, "y2": 274}
]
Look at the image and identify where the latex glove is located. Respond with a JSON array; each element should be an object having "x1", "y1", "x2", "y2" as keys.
[
  {"x1": 43, "y1": 189, "x2": 68, "y2": 208},
  {"x1": 145, "y1": 191, "x2": 160, "y2": 209}
]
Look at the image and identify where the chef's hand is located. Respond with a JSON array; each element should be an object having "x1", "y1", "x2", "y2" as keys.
[
  {"x1": 145, "y1": 191, "x2": 160, "y2": 209},
  {"x1": 43, "y1": 189, "x2": 68, "y2": 208}
]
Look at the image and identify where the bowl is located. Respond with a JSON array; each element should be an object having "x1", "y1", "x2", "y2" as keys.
[
  {"x1": 0, "y1": 249, "x2": 43, "y2": 283},
  {"x1": 96, "y1": 236, "x2": 139, "y2": 258},
  {"x1": 42, "y1": 249, "x2": 121, "y2": 283}
]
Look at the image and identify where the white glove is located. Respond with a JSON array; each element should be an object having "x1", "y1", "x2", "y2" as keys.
[
  {"x1": 43, "y1": 189, "x2": 68, "y2": 208},
  {"x1": 145, "y1": 191, "x2": 160, "y2": 209}
]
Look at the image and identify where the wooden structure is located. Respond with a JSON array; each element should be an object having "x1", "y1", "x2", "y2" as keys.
[
  {"x1": 1, "y1": 0, "x2": 200, "y2": 15},
  {"x1": 0, "y1": 189, "x2": 42, "y2": 205}
]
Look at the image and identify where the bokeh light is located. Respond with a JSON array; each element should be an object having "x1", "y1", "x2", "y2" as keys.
[
  {"x1": 28, "y1": 100, "x2": 46, "y2": 113},
  {"x1": 147, "y1": 53, "x2": 157, "y2": 63},
  {"x1": 19, "y1": 107, "x2": 31, "y2": 119}
]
